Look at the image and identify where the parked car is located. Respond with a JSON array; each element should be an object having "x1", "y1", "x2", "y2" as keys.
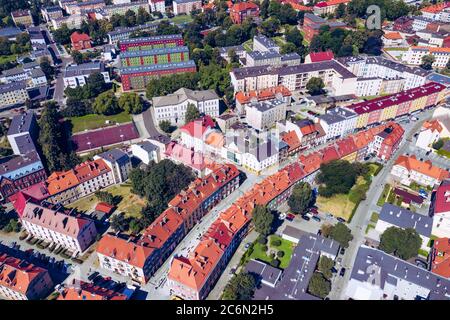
[
  {"x1": 340, "y1": 247, "x2": 346, "y2": 255},
  {"x1": 244, "y1": 243, "x2": 251, "y2": 249},
  {"x1": 337, "y1": 217, "x2": 346, "y2": 223},
  {"x1": 309, "y1": 208, "x2": 318, "y2": 214},
  {"x1": 312, "y1": 216, "x2": 321, "y2": 222},
  {"x1": 339, "y1": 268, "x2": 346, "y2": 277},
  {"x1": 415, "y1": 259, "x2": 428, "y2": 269},
  {"x1": 279, "y1": 213, "x2": 286, "y2": 220},
  {"x1": 286, "y1": 213, "x2": 295, "y2": 221},
  {"x1": 331, "y1": 267, "x2": 338, "y2": 274},
  {"x1": 88, "y1": 272, "x2": 99, "y2": 281},
  {"x1": 301, "y1": 215, "x2": 310, "y2": 221}
]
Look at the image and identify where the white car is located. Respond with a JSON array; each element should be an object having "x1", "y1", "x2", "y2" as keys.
[{"x1": 279, "y1": 213, "x2": 286, "y2": 220}]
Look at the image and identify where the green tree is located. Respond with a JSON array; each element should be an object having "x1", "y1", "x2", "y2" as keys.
[
  {"x1": 93, "y1": 91, "x2": 120, "y2": 115},
  {"x1": 288, "y1": 182, "x2": 313, "y2": 214},
  {"x1": 379, "y1": 227, "x2": 422, "y2": 260},
  {"x1": 318, "y1": 256, "x2": 334, "y2": 280},
  {"x1": 252, "y1": 205, "x2": 274, "y2": 237},
  {"x1": 317, "y1": 160, "x2": 358, "y2": 197},
  {"x1": 260, "y1": 17, "x2": 280, "y2": 37},
  {"x1": 222, "y1": 272, "x2": 256, "y2": 300},
  {"x1": 95, "y1": 191, "x2": 116, "y2": 206},
  {"x1": 432, "y1": 139, "x2": 444, "y2": 150},
  {"x1": 335, "y1": 3, "x2": 346, "y2": 18},
  {"x1": 421, "y1": 54, "x2": 435, "y2": 70},
  {"x1": 118, "y1": 92, "x2": 143, "y2": 114},
  {"x1": 280, "y1": 42, "x2": 297, "y2": 54},
  {"x1": 71, "y1": 50, "x2": 83, "y2": 64},
  {"x1": 3, "y1": 219, "x2": 21, "y2": 233},
  {"x1": 285, "y1": 27, "x2": 303, "y2": 47},
  {"x1": 39, "y1": 57, "x2": 54, "y2": 79},
  {"x1": 308, "y1": 272, "x2": 331, "y2": 299},
  {"x1": 110, "y1": 214, "x2": 129, "y2": 233},
  {"x1": 159, "y1": 120, "x2": 172, "y2": 133},
  {"x1": 329, "y1": 222, "x2": 353, "y2": 248},
  {"x1": 184, "y1": 103, "x2": 201, "y2": 124},
  {"x1": 136, "y1": 7, "x2": 151, "y2": 25},
  {"x1": 306, "y1": 77, "x2": 325, "y2": 96}
]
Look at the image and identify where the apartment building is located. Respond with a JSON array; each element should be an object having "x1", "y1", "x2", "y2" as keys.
[
  {"x1": 416, "y1": 120, "x2": 446, "y2": 151},
  {"x1": 367, "y1": 123, "x2": 404, "y2": 161},
  {"x1": 0, "y1": 81, "x2": 29, "y2": 108},
  {"x1": 403, "y1": 46, "x2": 450, "y2": 69},
  {"x1": 253, "y1": 35, "x2": 279, "y2": 53},
  {"x1": 152, "y1": 88, "x2": 219, "y2": 126},
  {"x1": 51, "y1": 14, "x2": 85, "y2": 29},
  {"x1": 317, "y1": 107, "x2": 357, "y2": 141},
  {"x1": 301, "y1": 13, "x2": 346, "y2": 42},
  {"x1": 345, "y1": 246, "x2": 450, "y2": 300},
  {"x1": 235, "y1": 85, "x2": 292, "y2": 115},
  {"x1": 57, "y1": 280, "x2": 129, "y2": 300},
  {"x1": 103, "y1": 1, "x2": 150, "y2": 16},
  {"x1": 15, "y1": 195, "x2": 98, "y2": 254},
  {"x1": 97, "y1": 164, "x2": 240, "y2": 284},
  {"x1": 11, "y1": 10, "x2": 33, "y2": 27},
  {"x1": 119, "y1": 34, "x2": 184, "y2": 51},
  {"x1": 179, "y1": 115, "x2": 216, "y2": 152},
  {"x1": 172, "y1": 0, "x2": 202, "y2": 15},
  {"x1": 46, "y1": 159, "x2": 115, "y2": 205},
  {"x1": 390, "y1": 155, "x2": 449, "y2": 187},
  {"x1": 65, "y1": 0, "x2": 105, "y2": 14},
  {"x1": 70, "y1": 32, "x2": 92, "y2": 51},
  {"x1": 41, "y1": 6, "x2": 63, "y2": 22},
  {"x1": 131, "y1": 141, "x2": 160, "y2": 164},
  {"x1": 283, "y1": 119, "x2": 326, "y2": 149},
  {"x1": 149, "y1": 0, "x2": 165, "y2": 13},
  {"x1": 245, "y1": 99, "x2": 287, "y2": 131},
  {"x1": 430, "y1": 237, "x2": 450, "y2": 278},
  {"x1": 120, "y1": 46, "x2": 190, "y2": 67},
  {"x1": 230, "y1": 60, "x2": 357, "y2": 96},
  {"x1": 230, "y1": 2, "x2": 260, "y2": 24},
  {"x1": 7, "y1": 111, "x2": 39, "y2": 156},
  {"x1": 0, "y1": 254, "x2": 53, "y2": 300},
  {"x1": 94, "y1": 148, "x2": 132, "y2": 184},
  {"x1": 107, "y1": 23, "x2": 159, "y2": 45},
  {"x1": 431, "y1": 180, "x2": 450, "y2": 239},
  {"x1": 63, "y1": 62, "x2": 110, "y2": 88}
]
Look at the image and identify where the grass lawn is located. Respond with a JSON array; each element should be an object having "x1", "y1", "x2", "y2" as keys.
[
  {"x1": 384, "y1": 47, "x2": 409, "y2": 51},
  {"x1": 245, "y1": 235, "x2": 295, "y2": 269},
  {"x1": 271, "y1": 36, "x2": 285, "y2": 46},
  {"x1": 418, "y1": 248, "x2": 429, "y2": 258},
  {"x1": 365, "y1": 224, "x2": 375, "y2": 234},
  {"x1": 0, "y1": 54, "x2": 17, "y2": 64},
  {"x1": 370, "y1": 212, "x2": 379, "y2": 223},
  {"x1": 377, "y1": 184, "x2": 392, "y2": 206},
  {"x1": 368, "y1": 163, "x2": 383, "y2": 176},
  {"x1": 67, "y1": 183, "x2": 146, "y2": 218},
  {"x1": 437, "y1": 148, "x2": 450, "y2": 159},
  {"x1": 169, "y1": 14, "x2": 194, "y2": 25},
  {"x1": 68, "y1": 112, "x2": 132, "y2": 133},
  {"x1": 317, "y1": 193, "x2": 356, "y2": 221},
  {"x1": 243, "y1": 39, "x2": 253, "y2": 53}
]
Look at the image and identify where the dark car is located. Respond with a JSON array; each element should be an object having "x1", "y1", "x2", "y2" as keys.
[
  {"x1": 331, "y1": 267, "x2": 338, "y2": 274},
  {"x1": 340, "y1": 247, "x2": 346, "y2": 255},
  {"x1": 337, "y1": 217, "x2": 346, "y2": 223},
  {"x1": 301, "y1": 215, "x2": 310, "y2": 221},
  {"x1": 312, "y1": 216, "x2": 321, "y2": 222},
  {"x1": 339, "y1": 268, "x2": 346, "y2": 277},
  {"x1": 317, "y1": 230, "x2": 322, "y2": 236},
  {"x1": 88, "y1": 272, "x2": 99, "y2": 281},
  {"x1": 415, "y1": 259, "x2": 428, "y2": 269}
]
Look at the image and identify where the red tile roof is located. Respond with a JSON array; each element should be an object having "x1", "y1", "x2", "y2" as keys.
[
  {"x1": 281, "y1": 0, "x2": 313, "y2": 11},
  {"x1": 383, "y1": 31, "x2": 403, "y2": 40},
  {"x1": 180, "y1": 115, "x2": 215, "y2": 139},
  {"x1": 431, "y1": 237, "x2": 450, "y2": 278},
  {"x1": 421, "y1": 2, "x2": 450, "y2": 14},
  {"x1": 394, "y1": 155, "x2": 449, "y2": 181},
  {"x1": 70, "y1": 31, "x2": 91, "y2": 43},
  {"x1": 57, "y1": 281, "x2": 128, "y2": 300},
  {"x1": 281, "y1": 131, "x2": 301, "y2": 152},
  {"x1": 308, "y1": 51, "x2": 335, "y2": 62},
  {"x1": 164, "y1": 141, "x2": 208, "y2": 171},
  {"x1": 434, "y1": 181, "x2": 450, "y2": 215},
  {"x1": 348, "y1": 82, "x2": 446, "y2": 115},
  {"x1": 95, "y1": 202, "x2": 115, "y2": 214},
  {"x1": 235, "y1": 85, "x2": 291, "y2": 105},
  {"x1": 231, "y1": 1, "x2": 259, "y2": 12},
  {"x1": 423, "y1": 120, "x2": 443, "y2": 133}
]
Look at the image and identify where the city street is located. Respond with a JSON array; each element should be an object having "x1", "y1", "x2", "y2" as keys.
[{"x1": 328, "y1": 106, "x2": 437, "y2": 300}]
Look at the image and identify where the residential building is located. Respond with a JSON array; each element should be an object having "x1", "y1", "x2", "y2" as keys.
[
  {"x1": 393, "y1": 16, "x2": 414, "y2": 33},
  {"x1": 284, "y1": 119, "x2": 326, "y2": 149},
  {"x1": 218, "y1": 45, "x2": 247, "y2": 63},
  {"x1": 245, "y1": 99, "x2": 287, "y2": 131},
  {"x1": 347, "y1": 82, "x2": 447, "y2": 129},
  {"x1": 172, "y1": 0, "x2": 202, "y2": 15},
  {"x1": 430, "y1": 237, "x2": 450, "y2": 278},
  {"x1": 403, "y1": 46, "x2": 450, "y2": 68},
  {"x1": 368, "y1": 123, "x2": 404, "y2": 161},
  {"x1": 131, "y1": 140, "x2": 160, "y2": 164},
  {"x1": 253, "y1": 35, "x2": 279, "y2": 53},
  {"x1": 119, "y1": 34, "x2": 184, "y2": 51},
  {"x1": 382, "y1": 32, "x2": 404, "y2": 47},
  {"x1": 0, "y1": 27, "x2": 23, "y2": 41},
  {"x1": 120, "y1": 61, "x2": 196, "y2": 91},
  {"x1": 107, "y1": 22, "x2": 159, "y2": 45},
  {"x1": 0, "y1": 254, "x2": 53, "y2": 300},
  {"x1": 63, "y1": 62, "x2": 110, "y2": 88},
  {"x1": 345, "y1": 245, "x2": 450, "y2": 300},
  {"x1": 28, "y1": 27, "x2": 46, "y2": 46},
  {"x1": 304, "y1": 51, "x2": 334, "y2": 63},
  {"x1": 431, "y1": 180, "x2": 450, "y2": 239},
  {"x1": 0, "y1": 81, "x2": 29, "y2": 109},
  {"x1": 65, "y1": 0, "x2": 106, "y2": 14},
  {"x1": 70, "y1": 32, "x2": 92, "y2": 51},
  {"x1": 230, "y1": 2, "x2": 260, "y2": 24},
  {"x1": 375, "y1": 203, "x2": 432, "y2": 252},
  {"x1": 1, "y1": 67, "x2": 32, "y2": 83},
  {"x1": 152, "y1": 88, "x2": 219, "y2": 126},
  {"x1": 215, "y1": 113, "x2": 238, "y2": 133},
  {"x1": 7, "y1": 111, "x2": 39, "y2": 156},
  {"x1": 97, "y1": 164, "x2": 240, "y2": 284},
  {"x1": 94, "y1": 148, "x2": 132, "y2": 184},
  {"x1": 313, "y1": 0, "x2": 350, "y2": 15},
  {"x1": 390, "y1": 155, "x2": 449, "y2": 187},
  {"x1": 301, "y1": 13, "x2": 346, "y2": 42},
  {"x1": 235, "y1": 85, "x2": 291, "y2": 115},
  {"x1": 230, "y1": 60, "x2": 357, "y2": 96},
  {"x1": 120, "y1": 46, "x2": 190, "y2": 67},
  {"x1": 15, "y1": 195, "x2": 97, "y2": 254},
  {"x1": 149, "y1": 0, "x2": 166, "y2": 13},
  {"x1": 317, "y1": 107, "x2": 357, "y2": 141},
  {"x1": 11, "y1": 10, "x2": 33, "y2": 27},
  {"x1": 57, "y1": 280, "x2": 129, "y2": 300},
  {"x1": 41, "y1": 6, "x2": 63, "y2": 22},
  {"x1": 0, "y1": 151, "x2": 47, "y2": 202},
  {"x1": 51, "y1": 14, "x2": 85, "y2": 29},
  {"x1": 103, "y1": 1, "x2": 150, "y2": 16},
  {"x1": 416, "y1": 120, "x2": 445, "y2": 151},
  {"x1": 412, "y1": 16, "x2": 435, "y2": 32},
  {"x1": 421, "y1": 2, "x2": 450, "y2": 21},
  {"x1": 179, "y1": 115, "x2": 216, "y2": 152}
]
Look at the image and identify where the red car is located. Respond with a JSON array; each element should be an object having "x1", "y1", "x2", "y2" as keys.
[
  {"x1": 286, "y1": 213, "x2": 295, "y2": 221},
  {"x1": 309, "y1": 208, "x2": 318, "y2": 215}
]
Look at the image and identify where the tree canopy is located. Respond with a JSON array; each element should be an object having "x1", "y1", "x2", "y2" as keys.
[
  {"x1": 222, "y1": 272, "x2": 257, "y2": 300},
  {"x1": 184, "y1": 103, "x2": 201, "y2": 124},
  {"x1": 252, "y1": 205, "x2": 274, "y2": 237},
  {"x1": 93, "y1": 91, "x2": 120, "y2": 115},
  {"x1": 118, "y1": 92, "x2": 144, "y2": 115},
  {"x1": 308, "y1": 272, "x2": 331, "y2": 299},
  {"x1": 329, "y1": 222, "x2": 353, "y2": 248},
  {"x1": 379, "y1": 227, "x2": 422, "y2": 260},
  {"x1": 288, "y1": 182, "x2": 313, "y2": 214},
  {"x1": 318, "y1": 256, "x2": 335, "y2": 280},
  {"x1": 317, "y1": 160, "x2": 361, "y2": 197},
  {"x1": 306, "y1": 77, "x2": 325, "y2": 96}
]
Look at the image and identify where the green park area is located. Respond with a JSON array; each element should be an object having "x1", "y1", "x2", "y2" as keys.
[
  {"x1": 67, "y1": 183, "x2": 146, "y2": 218},
  {"x1": 0, "y1": 54, "x2": 17, "y2": 64},
  {"x1": 169, "y1": 14, "x2": 194, "y2": 25},
  {"x1": 242, "y1": 235, "x2": 295, "y2": 269},
  {"x1": 68, "y1": 111, "x2": 132, "y2": 133}
]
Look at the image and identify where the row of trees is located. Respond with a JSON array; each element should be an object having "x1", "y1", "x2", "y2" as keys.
[
  {"x1": 92, "y1": 91, "x2": 144, "y2": 115},
  {"x1": 0, "y1": 33, "x2": 31, "y2": 56}
]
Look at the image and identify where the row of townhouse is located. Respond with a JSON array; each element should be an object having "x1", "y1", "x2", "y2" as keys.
[
  {"x1": 403, "y1": 46, "x2": 450, "y2": 69},
  {"x1": 13, "y1": 192, "x2": 98, "y2": 254},
  {"x1": 230, "y1": 59, "x2": 358, "y2": 97},
  {"x1": 1, "y1": 67, "x2": 47, "y2": 88},
  {"x1": 234, "y1": 85, "x2": 292, "y2": 115},
  {"x1": 167, "y1": 122, "x2": 405, "y2": 299},
  {"x1": 420, "y1": 2, "x2": 450, "y2": 22},
  {"x1": 95, "y1": 164, "x2": 241, "y2": 284},
  {"x1": 0, "y1": 253, "x2": 53, "y2": 300},
  {"x1": 346, "y1": 82, "x2": 447, "y2": 129},
  {"x1": 63, "y1": 62, "x2": 111, "y2": 88}
]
